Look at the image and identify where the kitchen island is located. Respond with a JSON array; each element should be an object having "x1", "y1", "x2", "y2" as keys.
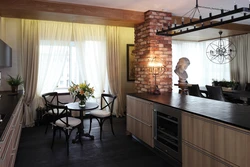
[{"x1": 127, "y1": 92, "x2": 250, "y2": 167}]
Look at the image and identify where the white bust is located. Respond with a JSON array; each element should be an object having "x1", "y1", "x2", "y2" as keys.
[{"x1": 174, "y1": 57, "x2": 190, "y2": 83}]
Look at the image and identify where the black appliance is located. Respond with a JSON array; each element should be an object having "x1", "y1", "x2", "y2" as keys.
[
  {"x1": 0, "y1": 39, "x2": 12, "y2": 67},
  {"x1": 154, "y1": 104, "x2": 182, "y2": 163}
]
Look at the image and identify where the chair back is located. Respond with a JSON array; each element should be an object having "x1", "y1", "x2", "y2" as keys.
[
  {"x1": 206, "y1": 85, "x2": 225, "y2": 101},
  {"x1": 42, "y1": 92, "x2": 59, "y2": 112},
  {"x1": 100, "y1": 93, "x2": 117, "y2": 114},
  {"x1": 188, "y1": 84, "x2": 204, "y2": 97},
  {"x1": 48, "y1": 104, "x2": 70, "y2": 125},
  {"x1": 42, "y1": 92, "x2": 59, "y2": 106}
]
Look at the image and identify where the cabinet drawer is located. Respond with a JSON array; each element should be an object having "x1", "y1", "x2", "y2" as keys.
[
  {"x1": 0, "y1": 127, "x2": 13, "y2": 159},
  {"x1": 0, "y1": 129, "x2": 14, "y2": 165},
  {"x1": 182, "y1": 142, "x2": 235, "y2": 167},
  {"x1": 127, "y1": 115, "x2": 153, "y2": 147},
  {"x1": 10, "y1": 98, "x2": 23, "y2": 128},
  {"x1": 126, "y1": 95, "x2": 153, "y2": 125}
]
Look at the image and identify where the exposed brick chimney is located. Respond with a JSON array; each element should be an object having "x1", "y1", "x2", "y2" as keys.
[{"x1": 134, "y1": 10, "x2": 172, "y2": 93}]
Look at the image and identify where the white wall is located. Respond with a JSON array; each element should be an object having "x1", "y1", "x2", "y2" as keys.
[{"x1": 0, "y1": 17, "x2": 22, "y2": 91}]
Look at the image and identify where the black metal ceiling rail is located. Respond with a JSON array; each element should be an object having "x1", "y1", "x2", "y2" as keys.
[
  {"x1": 157, "y1": 11, "x2": 250, "y2": 36},
  {"x1": 156, "y1": 5, "x2": 250, "y2": 37}
]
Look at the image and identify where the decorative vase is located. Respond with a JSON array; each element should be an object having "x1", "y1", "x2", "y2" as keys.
[{"x1": 78, "y1": 99, "x2": 86, "y2": 107}]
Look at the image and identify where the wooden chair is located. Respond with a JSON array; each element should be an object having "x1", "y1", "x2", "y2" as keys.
[
  {"x1": 49, "y1": 104, "x2": 82, "y2": 155},
  {"x1": 244, "y1": 83, "x2": 250, "y2": 104},
  {"x1": 188, "y1": 84, "x2": 205, "y2": 97},
  {"x1": 42, "y1": 92, "x2": 67, "y2": 134},
  {"x1": 88, "y1": 93, "x2": 117, "y2": 140},
  {"x1": 205, "y1": 85, "x2": 225, "y2": 101},
  {"x1": 244, "y1": 83, "x2": 250, "y2": 91}
]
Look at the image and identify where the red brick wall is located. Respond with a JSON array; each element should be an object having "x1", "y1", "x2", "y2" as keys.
[{"x1": 134, "y1": 10, "x2": 172, "y2": 93}]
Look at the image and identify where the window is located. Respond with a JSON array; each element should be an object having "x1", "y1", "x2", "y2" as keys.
[
  {"x1": 56, "y1": 42, "x2": 75, "y2": 89},
  {"x1": 39, "y1": 40, "x2": 108, "y2": 96}
]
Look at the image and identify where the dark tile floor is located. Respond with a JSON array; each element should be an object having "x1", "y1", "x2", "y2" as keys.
[{"x1": 15, "y1": 117, "x2": 173, "y2": 167}]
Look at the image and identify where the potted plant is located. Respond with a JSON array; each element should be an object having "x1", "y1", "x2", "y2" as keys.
[{"x1": 6, "y1": 74, "x2": 24, "y2": 93}]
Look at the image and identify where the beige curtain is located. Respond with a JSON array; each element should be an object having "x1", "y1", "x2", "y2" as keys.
[
  {"x1": 106, "y1": 26, "x2": 124, "y2": 117},
  {"x1": 21, "y1": 19, "x2": 39, "y2": 127},
  {"x1": 229, "y1": 33, "x2": 250, "y2": 88}
]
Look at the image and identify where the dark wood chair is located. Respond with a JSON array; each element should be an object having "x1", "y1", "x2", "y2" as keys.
[
  {"x1": 206, "y1": 85, "x2": 245, "y2": 104},
  {"x1": 244, "y1": 83, "x2": 250, "y2": 104},
  {"x1": 244, "y1": 83, "x2": 250, "y2": 91},
  {"x1": 42, "y1": 92, "x2": 67, "y2": 134},
  {"x1": 88, "y1": 93, "x2": 117, "y2": 140},
  {"x1": 205, "y1": 85, "x2": 225, "y2": 101},
  {"x1": 49, "y1": 104, "x2": 82, "y2": 155},
  {"x1": 188, "y1": 84, "x2": 205, "y2": 97}
]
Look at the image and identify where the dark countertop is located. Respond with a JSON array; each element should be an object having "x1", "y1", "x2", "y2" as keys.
[
  {"x1": 0, "y1": 91, "x2": 23, "y2": 138},
  {"x1": 128, "y1": 92, "x2": 250, "y2": 131}
]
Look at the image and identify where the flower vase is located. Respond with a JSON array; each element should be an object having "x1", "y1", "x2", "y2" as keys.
[{"x1": 78, "y1": 99, "x2": 86, "y2": 107}]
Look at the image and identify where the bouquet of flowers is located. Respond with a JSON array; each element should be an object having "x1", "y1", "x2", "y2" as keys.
[{"x1": 68, "y1": 81, "x2": 95, "y2": 106}]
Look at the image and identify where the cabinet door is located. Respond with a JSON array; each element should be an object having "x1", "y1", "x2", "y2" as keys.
[
  {"x1": 182, "y1": 142, "x2": 234, "y2": 167},
  {"x1": 182, "y1": 111, "x2": 250, "y2": 167},
  {"x1": 213, "y1": 122, "x2": 250, "y2": 167},
  {"x1": 126, "y1": 95, "x2": 154, "y2": 147}
]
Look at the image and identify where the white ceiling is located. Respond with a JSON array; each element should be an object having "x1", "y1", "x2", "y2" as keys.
[{"x1": 47, "y1": 0, "x2": 250, "y2": 18}]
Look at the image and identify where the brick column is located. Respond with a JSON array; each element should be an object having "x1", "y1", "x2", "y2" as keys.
[{"x1": 134, "y1": 10, "x2": 172, "y2": 93}]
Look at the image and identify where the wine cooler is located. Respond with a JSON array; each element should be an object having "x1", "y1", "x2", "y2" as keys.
[{"x1": 154, "y1": 104, "x2": 182, "y2": 163}]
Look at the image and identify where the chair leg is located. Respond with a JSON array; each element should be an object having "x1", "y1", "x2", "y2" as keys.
[
  {"x1": 65, "y1": 130, "x2": 69, "y2": 156},
  {"x1": 99, "y1": 119, "x2": 104, "y2": 140},
  {"x1": 51, "y1": 127, "x2": 56, "y2": 149},
  {"x1": 110, "y1": 116, "x2": 115, "y2": 136},
  {"x1": 45, "y1": 123, "x2": 49, "y2": 134},
  {"x1": 89, "y1": 116, "x2": 93, "y2": 134},
  {"x1": 100, "y1": 123, "x2": 103, "y2": 140},
  {"x1": 44, "y1": 115, "x2": 50, "y2": 134},
  {"x1": 78, "y1": 126, "x2": 83, "y2": 146}
]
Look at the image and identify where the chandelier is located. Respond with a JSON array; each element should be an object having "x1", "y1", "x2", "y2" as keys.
[
  {"x1": 206, "y1": 31, "x2": 236, "y2": 64},
  {"x1": 156, "y1": 0, "x2": 250, "y2": 36}
]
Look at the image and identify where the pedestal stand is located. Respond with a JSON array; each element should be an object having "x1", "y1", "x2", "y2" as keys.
[{"x1": 174, "y1": 83, "x2": 192, "y2": 95}]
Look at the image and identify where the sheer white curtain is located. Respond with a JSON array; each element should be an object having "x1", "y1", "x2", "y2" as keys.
[
  {"x1": 72, "y1": 23, "x2": 108, "y2": 99},
  {"x1": 229, "y1": 34, "x2": 250, "y2": 87},
  {"x1": 37, "y1": 21, "x2": 72, "y2": 96},
  {"x1": 172, "y1": 40, "x2": 230, "y2": 92},
  {"x1": 106, "y1": 26, "x2": 124, "y2": 117}
]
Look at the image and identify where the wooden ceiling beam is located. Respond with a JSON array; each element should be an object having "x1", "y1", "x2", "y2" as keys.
[
  {"x1": 1, "y1": 1, "x2": 250, "y2": 40},
  {"x1": 0, "y1": 0, "x2": 144, "y2": 27}
]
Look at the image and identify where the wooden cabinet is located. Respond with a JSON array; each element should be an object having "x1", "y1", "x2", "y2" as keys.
[
  {"x1": 126, "y1": 95, "x2": 154, "y2": 147},
  {"x1": 182, "y1": 111, "x2": 250, "y2": 167},
  {"x1": 0, "y1": 96, "x2": 23, "y2": 167}
]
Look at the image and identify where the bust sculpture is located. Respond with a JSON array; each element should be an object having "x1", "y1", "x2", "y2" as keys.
[{"x1": 174, "y1": 57, "x2": 190, "y2": 84}]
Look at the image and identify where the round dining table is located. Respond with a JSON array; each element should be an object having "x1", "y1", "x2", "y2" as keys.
[{"x1": 66, "y1": 102, "x2": 99, "y2": 143}]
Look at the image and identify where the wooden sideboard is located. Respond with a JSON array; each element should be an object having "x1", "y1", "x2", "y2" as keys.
[{"x1": 0, "y1": 92, "x2": 23, "y2": 167}]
